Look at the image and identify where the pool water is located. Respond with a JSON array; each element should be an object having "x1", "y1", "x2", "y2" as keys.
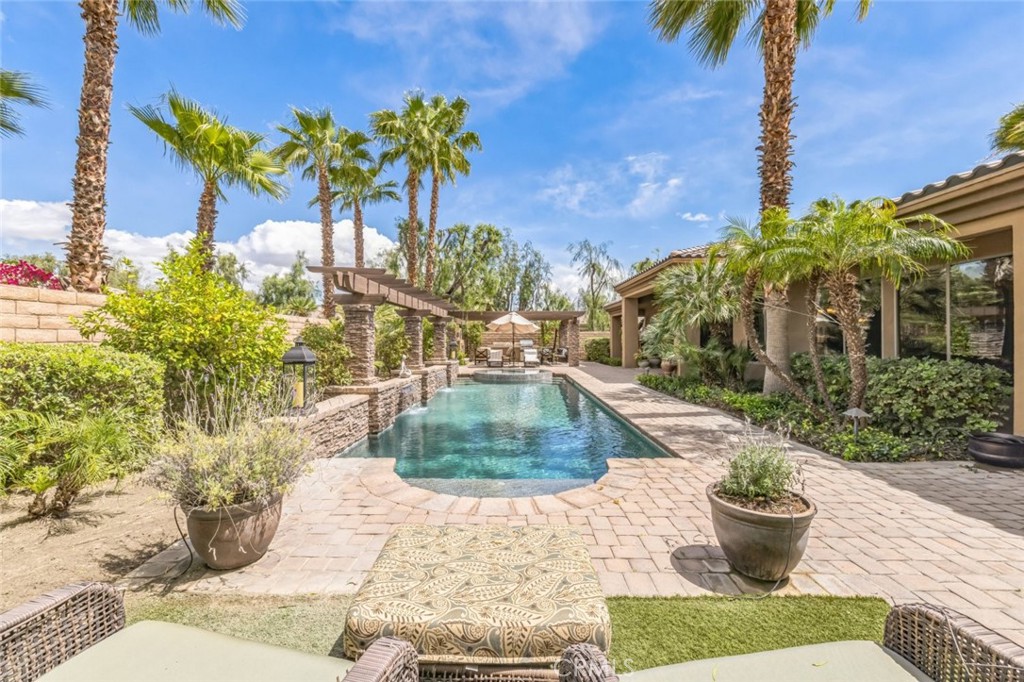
[{"x1": 338, "y1": 379, "x2": 665, "y2": 495}]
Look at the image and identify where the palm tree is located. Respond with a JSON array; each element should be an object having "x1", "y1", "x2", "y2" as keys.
[
  {"x1": 0, "y1": 69, "x2": 47, "y2": 137},
  {"x1": 991, "y1": 103, "x2": 1024, "y2": 154},
  {"x1": 330, "y1": 157, "x2": 400, "y2": 268},
  {"x1": 424, "y1": 95, "x2": 481, "y2": 289},
  {"x1": 793, "y1": 197, "x2": 968, "y2": 410},
  {"x1": 648, "y1": 0, "x2": 871, "y2": 391},
  {"x1": 655, "y1": 258, "x2": 739, "y2": 345},
  {"x1": 569, "y1": 239, "x2": 621, "y2": 331},
  {"x1": 370, "y1": 93, "x2": 434, "y2": 286},
  {"x1": 274, "y1": 108, "x2": 360, "y2": 318},
  {"x1": 67, "y1": 0, "x2": 244, "y2": 293},
  {"x1": 129, "y1": 91, "x2": 286, "y2": 268}
]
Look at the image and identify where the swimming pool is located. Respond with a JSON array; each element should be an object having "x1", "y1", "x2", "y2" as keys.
[{"x1": 338, "y1": 378, "x2": 666, "y2": 496}]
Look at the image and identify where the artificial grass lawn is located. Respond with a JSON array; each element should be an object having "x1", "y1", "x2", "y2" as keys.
[{"x1": 126, "y1": 593, "x2": 889, "y2": 670}]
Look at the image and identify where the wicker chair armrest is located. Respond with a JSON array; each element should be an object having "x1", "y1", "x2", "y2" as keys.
[
  {"x1": 342, "y1": 637, "x2": 419, "y2": 682},
  {"x1": 0, "y1": 581, "x2": 126, "y2": 682},
  {"x1": 884, "y1": 603, "x2": 1024, "y2": 681},
  {"x1": 558, "y1": 644, "x2": 619, "y2": 682}
]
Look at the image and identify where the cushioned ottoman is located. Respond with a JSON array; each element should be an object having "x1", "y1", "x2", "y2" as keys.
[{"x1": 343, "y1": 524, "x2": 611, "y2": 666}]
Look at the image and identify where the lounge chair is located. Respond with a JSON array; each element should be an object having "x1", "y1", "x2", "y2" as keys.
[
  {"x1": 557, "y1": 603, "x2": 1024, "y2": 681},
  {"x1": 0, "y1": 582, "x2": 418, "y2": 682},
  {"x1": 487, "y1": 348, "x2": 504, "y2": 367},
  {"x1": 523, "y1": 347, "x2": 540, "y2": 366}
]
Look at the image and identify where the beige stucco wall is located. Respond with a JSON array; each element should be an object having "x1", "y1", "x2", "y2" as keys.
[{"x1": 0, "y1": 284, "x2": 324, "y2": 345}]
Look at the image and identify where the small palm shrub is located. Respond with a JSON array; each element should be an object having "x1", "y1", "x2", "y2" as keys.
[
  {"x1": 153, "y1": 376, "x2": 309, "y2": 511},
  {"x1": 718, "y1": 443, "x2": 796, "y2": 502},
  {"x1": 0, "y1": 409, "x2": 146, "y2": 517},
  {"x1": 374, "y1": 304, "x2": 410, "y2": 375}
]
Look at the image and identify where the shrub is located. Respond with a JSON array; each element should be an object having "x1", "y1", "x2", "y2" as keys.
[
  {"x1": 299, "y1": 320, "x2": 352, "y2": 390},
  {"x1": 76, "y1": 239, "x2": 288, "y2": 411},
  {"x1": 1, "y1": 408, "x2": 147, "y2": 516},
  {"x1": 585, "y1": 337, "x2": 611, "y2": 361},
  {"x1": 153, "y1": 377, "x2": 308, "y2": 510},
  {"x1": 598, "y1": 356, "x2": 623, "y2": 367},
  {"x1": 0, "y1": 260, "x2": 62, "y2": 289},
  {"x1": 718, "y1": 443, "x2": 796, "y2": 501},
  {"x1": 824, "y1": 427, "x2": 911, "y2": 463},
  {"x1": 0, "y1": 344, "x2": 164, "y2": 445},
  {"x1": 717, "y1": 390, "x2": 790, "y2": 424},
  {"x1": 374, "y1": 305, "x2": 410, "y2": 375}
]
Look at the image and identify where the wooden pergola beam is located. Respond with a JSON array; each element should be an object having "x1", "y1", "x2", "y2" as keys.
[{"x1": 310, "y1": 266, "x2": 450, "y2": 318}]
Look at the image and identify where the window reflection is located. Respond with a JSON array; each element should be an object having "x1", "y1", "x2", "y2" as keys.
[{"x1": 899, "y1": 268, "x2": 948, "y2": 359}]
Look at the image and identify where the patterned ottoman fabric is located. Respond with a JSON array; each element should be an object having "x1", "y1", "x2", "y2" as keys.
[{"x1": 343, "y1": 524, "x2": 611, "y2": 665}]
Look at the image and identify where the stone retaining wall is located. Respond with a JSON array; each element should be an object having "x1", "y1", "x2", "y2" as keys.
[
  {"x1": 418, "y1": 365, "x2": 447, "y2": 404},
  {"x1": 299, "y1": 394, "x2": 369, "y2": 458},
  {"x1": 0, "y1": 283, "x2": 322, "y2": 344},
  {"x1": 329, "y1": 375, "x2": 421, "y2": 434}
]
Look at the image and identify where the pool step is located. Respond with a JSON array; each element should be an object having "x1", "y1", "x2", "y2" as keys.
[{"x1": 404, "y1": 478, "x2": 595, "y2": 498}]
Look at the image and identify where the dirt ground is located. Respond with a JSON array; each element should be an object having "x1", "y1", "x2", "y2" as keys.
[{"x1": 0, "y1": 477, "x2": 180, "y2": 611}]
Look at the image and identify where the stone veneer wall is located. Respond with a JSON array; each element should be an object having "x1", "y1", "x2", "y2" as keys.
[
  {"x1": 0, "y1": 284, "x2": 323, "y2": 344},
  {"x1": 298, "y1": 394, "x2": 369, "y2": 458},
  {"x1": 418, "y1": 365, "x2": 447, "y2": 404},
  {"x1": 329, "y1": 375, "x2": 421, "y2": 434}
]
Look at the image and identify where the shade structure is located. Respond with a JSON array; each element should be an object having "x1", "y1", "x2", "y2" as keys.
[
  {"x1": 486, "y1": 313, "x2": 540, "y2": 366},
  {"x1": 485, "y1": 312, "x2": 540, "y2": 335}
]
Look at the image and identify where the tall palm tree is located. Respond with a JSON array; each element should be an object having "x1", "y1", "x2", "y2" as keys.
[
  {"x1": 274, "y1": 108, "x2": 361, "y2": 318},
  {"x1": 991, "y1": 102, "x2": 1024, "y2": 154},
  {"x1": 569, "y1": 239, "x2": 621, "y2": 331},
  {"x1": 129, "y1": 91, "x2": 286, "y2": 268},
  {"x1": 370, "y1": 92, "x2": 433, "y2": 286},
  {"x1": 0, "y1": 69, "x2": 47, "y2": 137},
  {"x1": 67, "y1": 0, "x2": 244, "y2": 293},
  {"x1": 649, "y1": 0, "x2": 870, "y2": 392},
  {"x1": 330, "y1": 157, "x2": 400, "y2": 268},
  {"x1": 792, "y1": 197, "x2": 968, "y2": 410},
  {"x1": 424, "y1": 95, "x2": 481, "y2": 289}
]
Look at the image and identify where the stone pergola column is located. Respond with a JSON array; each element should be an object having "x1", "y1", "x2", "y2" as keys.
[
  {"x1": 343, "y1": 303, "x2": 377, "y2": 385},
  {"x1": 430, "y1": 316, "x2": 449, "y2": 362},
  {"x1": 403, "y1": 313, "x2": 425, "y2": 370},
  {"x1": 567, "y1": 318, "x2": 581, "y2": 367}
]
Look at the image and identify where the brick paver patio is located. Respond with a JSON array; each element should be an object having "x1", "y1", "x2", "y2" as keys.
[{"x1": 132, "y1": 363, "x2": 1024, "y2": 645}]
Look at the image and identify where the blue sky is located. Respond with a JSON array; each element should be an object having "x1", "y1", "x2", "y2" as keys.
[{"x1": 2, "y1": 1, "x2": 1022, "y2": 293}]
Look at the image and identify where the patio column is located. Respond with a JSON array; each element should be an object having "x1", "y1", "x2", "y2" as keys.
[
  {"x1": 610, "y1": 315, "x2": 622, "y2": 360},
  {"x1": 1013, "y1": 224, "x2": 1024, "y2": 435},
  {"x1": 880, "y1": 279, "x2": 898, "y2": 359},
  {"x1": 622, "y1": 297, "x2": 640, "y2": 368},
  {"x1": 403, "y1": 314, "x2": 425, "y2": 370},
  {"x1": 430, "y1": 316, "x2": 449, "y2": 362},
  {"x1": 342, "y1": 303, "x2": 377, "y2": 385},
  {"x1": 567, "y1": 318, "x2": 581, "y2": 367}
]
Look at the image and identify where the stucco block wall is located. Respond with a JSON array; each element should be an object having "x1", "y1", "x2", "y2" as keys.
[{"x1": 0, "y1": 284, "x2": 323, "y2": 344}]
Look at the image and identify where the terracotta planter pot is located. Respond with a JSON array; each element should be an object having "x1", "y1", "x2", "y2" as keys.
[
  {"x1": 660, "y1": 360, "x2": 676, "y2": 375},
  {"x1": 184, "y1": 494, "x2": 283, "y2": 570},
  {"x1": 706, "y1": 483, "x2": 816, "y2": 582}
]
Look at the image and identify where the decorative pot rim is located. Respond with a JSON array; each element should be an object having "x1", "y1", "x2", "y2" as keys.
[
  {"x1": 706, "y1": 482, "x2": 816, "y2": 520},
  {"x1": 181, "y1": 492, "x2": 283, "y2": 518}
]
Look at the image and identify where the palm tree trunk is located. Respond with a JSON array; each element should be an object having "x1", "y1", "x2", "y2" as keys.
[
  {"x1": 762, "y1": 287, "x2": 791, "y2": 394},
  {"x1": 757, "y1": 0, "x2": 798, "y2": 394},
  {"x1": 805, "y1": 271, "x2": 837, "y2": 419},
  {"x1": 195, "y1": 180, "x2": 218, "y2": 271},
  {"x1": 67, "y1": 0, "x2": 119, "y2": 293},
  {"x1": 829, "y1": 272, "x2": 869, "y2": 410},
  {"x1": 425, "y1": 171, "x2": 440, "y2": 290},
  {"x1": 406, "y1": 168, "x2": 419, "y2": 286},
  {"x1": 758, "y1": 0, "x2": 797, "y2": 213},
  {"x1": 353, "y1": 199, "x2": 365, "y2": 268},
  {"x1": 740, "y1": 271, "x2": 825, "y2": 420},
  {"x1": 317, "y1": 164, "x2": 336, "y2": 319}
]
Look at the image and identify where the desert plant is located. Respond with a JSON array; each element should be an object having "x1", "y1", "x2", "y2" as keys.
[
  {"x1": 718, "y1": 442, "x2": 796, "y2": 502},
  {"x1": 0, "y1": 408, "x2": 146, "y2": 517},
  {"x1": 153, "y1": 375, "x2": 308, "y2": 511},
  {"x1": 300, "y1": 319, "x2": 352, "y2": 390}
]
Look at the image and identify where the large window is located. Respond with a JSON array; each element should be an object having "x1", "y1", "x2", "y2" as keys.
[{"x1": 898, "y1": 256, "x2": 1013, "y2": 374}]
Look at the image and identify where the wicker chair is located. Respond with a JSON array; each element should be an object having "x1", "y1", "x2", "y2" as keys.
[
  {"x1": 0, "y1": 582, "x2": 418, "y2": 682},
  {"x1": 556, "y1": 603, "x2": 1024, "y2": 682}
]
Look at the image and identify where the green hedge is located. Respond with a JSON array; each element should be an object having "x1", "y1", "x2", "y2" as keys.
[
  {"x1": 300, "y1": 320, "x2": 352, "y2": 390},
  {"x1": 584, "y1": 337, "x2": 611, "y2": 361},
  {"x1": 0, "y1": 343, "x2": 165, "y2": 444}
]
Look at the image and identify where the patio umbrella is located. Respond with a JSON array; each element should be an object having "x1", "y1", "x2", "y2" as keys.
[{"x1": 486, "y1": 312, "x2": 539, "y2": 364}]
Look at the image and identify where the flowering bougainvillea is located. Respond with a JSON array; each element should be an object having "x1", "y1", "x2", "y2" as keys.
[{"x1": 0, "y1": 260, "x2": 63, "y2": 289}]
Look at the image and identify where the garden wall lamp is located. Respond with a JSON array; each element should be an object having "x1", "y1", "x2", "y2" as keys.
[{"x1": 283, "y1": 337, "x2": 316, "y2": 413}]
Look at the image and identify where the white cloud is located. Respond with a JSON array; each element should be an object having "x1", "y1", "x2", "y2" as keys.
[
  {"x1": 539, "y1": 153, "x2": 685, "y2": 220},
  {"x1": 334, "y1": 2, "x2": 606, "y2": 111},
  {"x1": 549, "y1": 262, "x2": 585, "y2": 302},
  {"x1": 677, "y1": 211, "x2": 711, "y2": 222},
  {"x1": 0, "y1": 199, "x2": 397, "y2": 288}
]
